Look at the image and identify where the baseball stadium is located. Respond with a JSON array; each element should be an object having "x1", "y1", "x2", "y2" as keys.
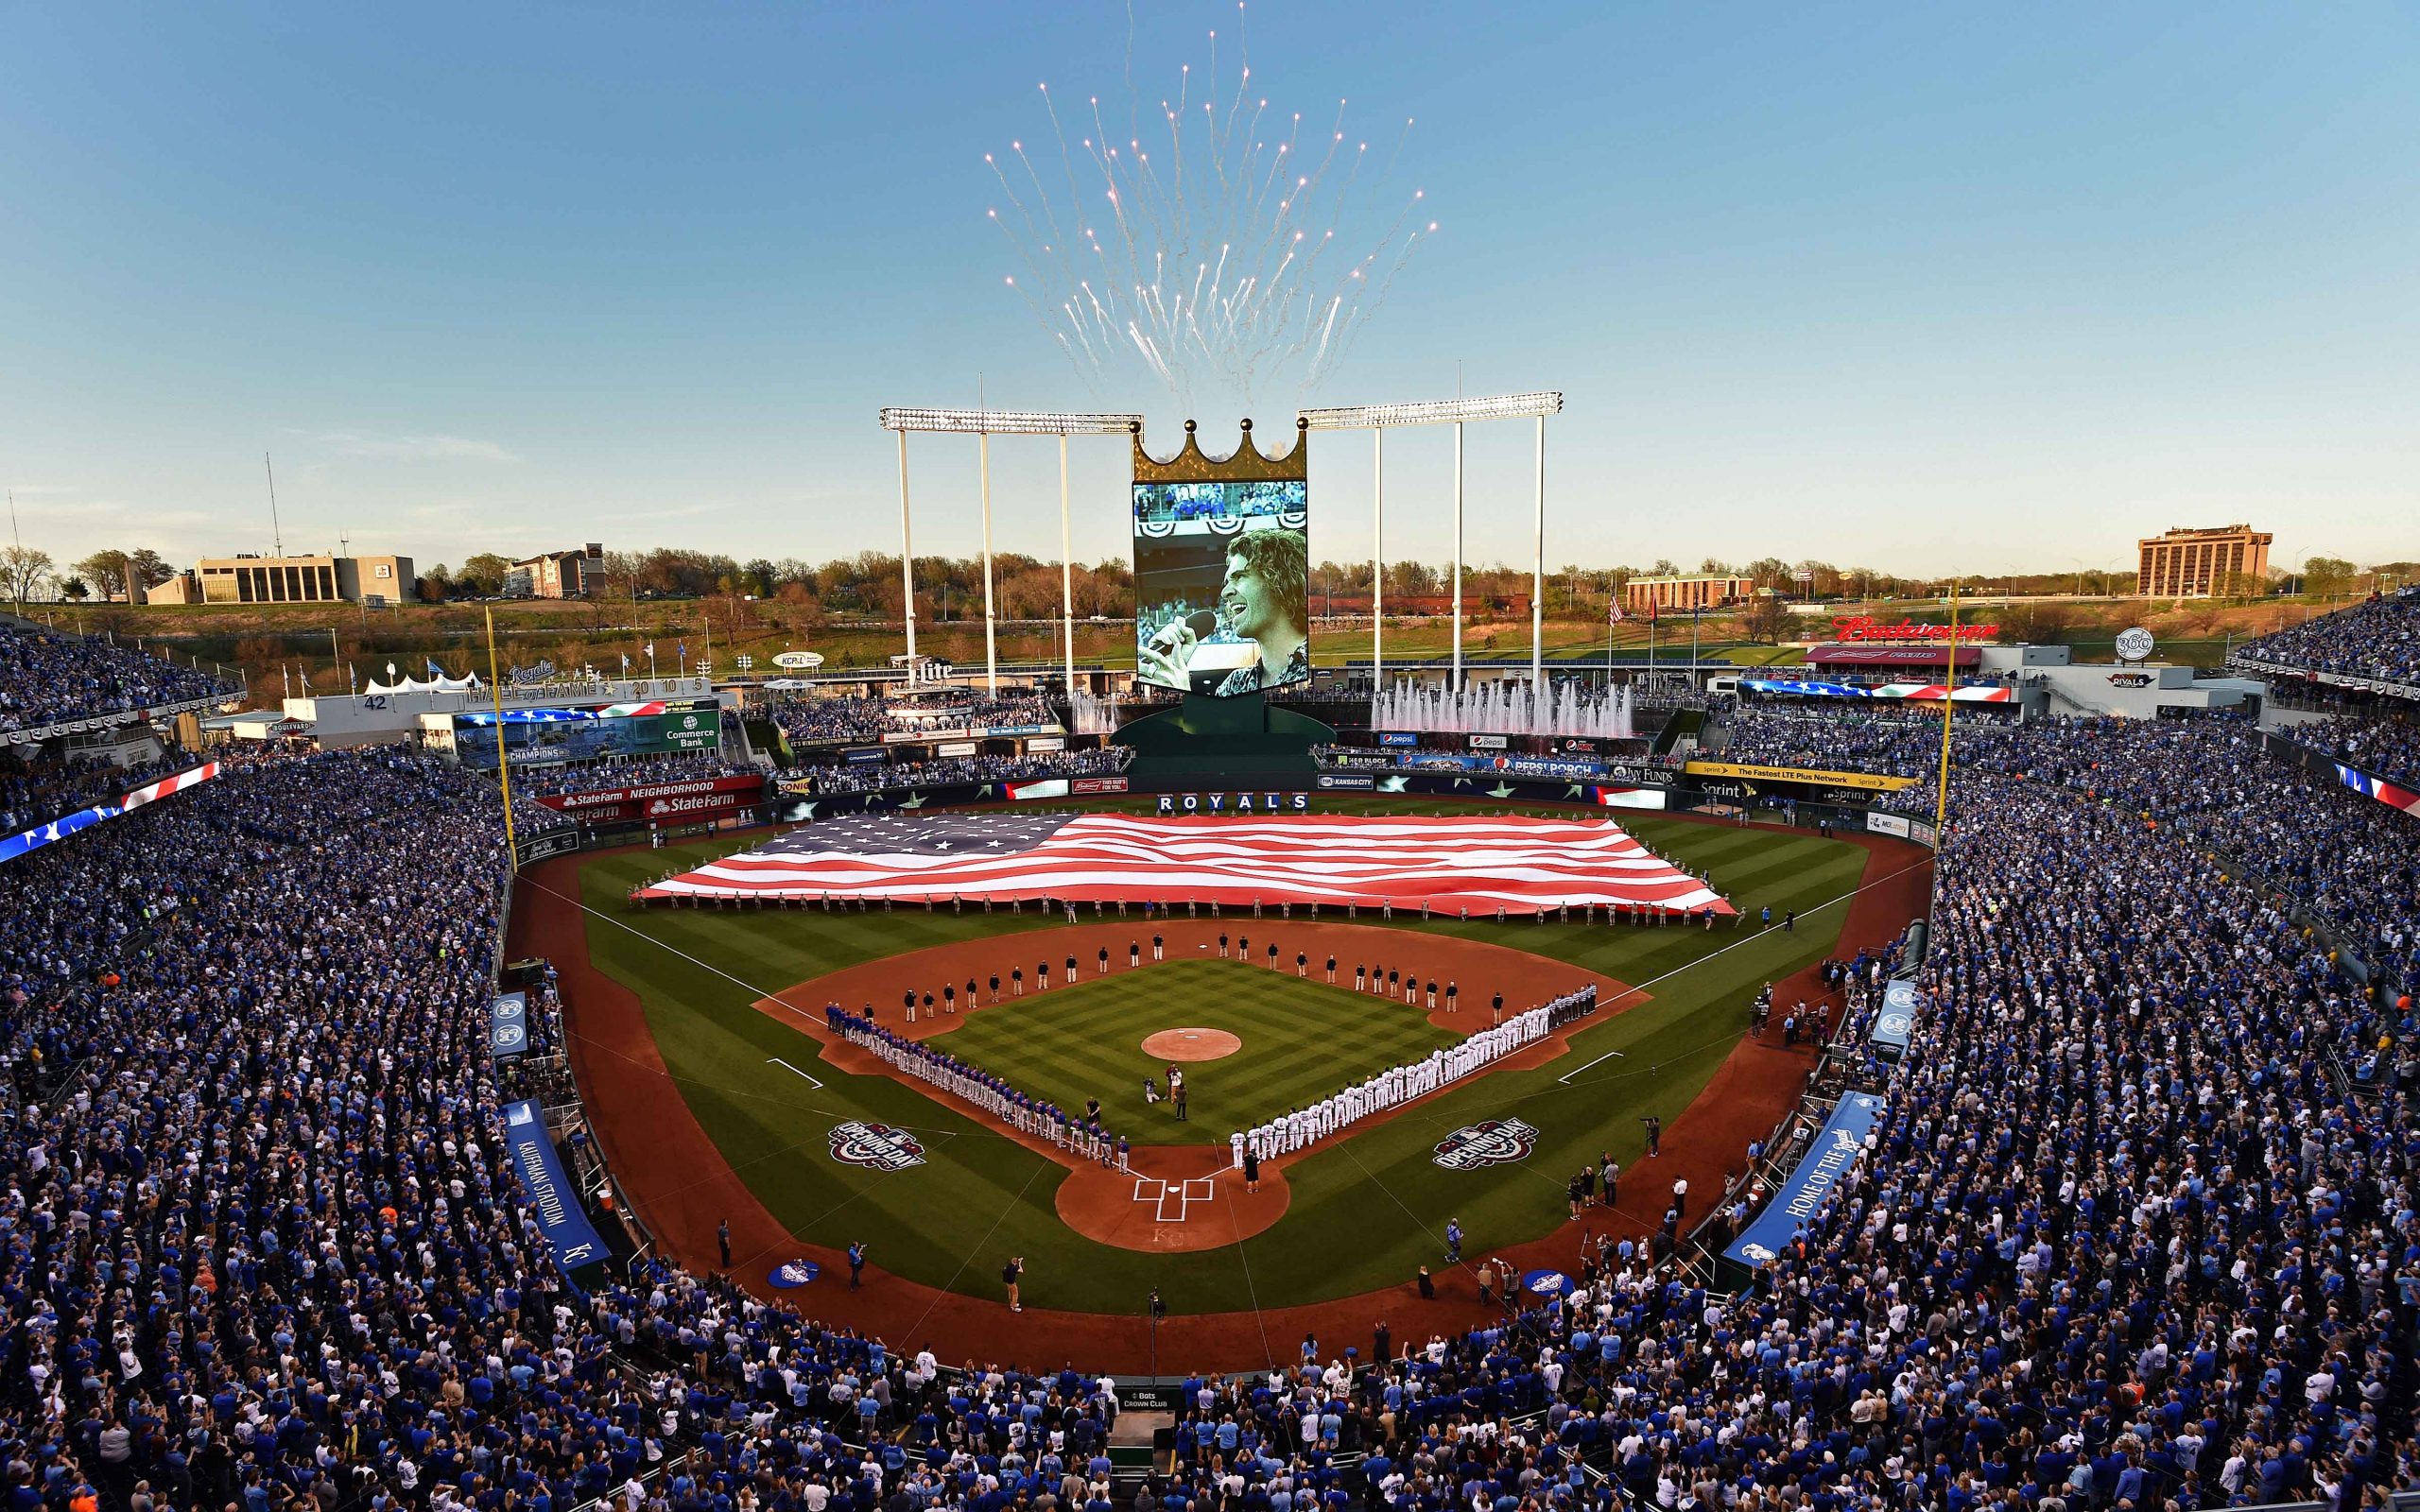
[{"x1": 6, "y1": 9, "x2": 2418, "y2": 1512}]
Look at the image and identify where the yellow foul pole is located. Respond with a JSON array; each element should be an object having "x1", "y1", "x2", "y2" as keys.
[
  {"x1": 1933, "y1": 581, "x2": 1959, "y2": 833},
  {"x1": 487, "y1": 608, "x2": 519, "y2": 868}
]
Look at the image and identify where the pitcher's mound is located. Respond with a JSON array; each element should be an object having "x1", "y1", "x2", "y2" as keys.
[{"x1": 1142, "y1": 1027, "x2": 1241, "y2": 1061}]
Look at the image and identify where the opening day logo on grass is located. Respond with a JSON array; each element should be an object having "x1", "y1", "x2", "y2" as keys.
[
  {"x1": 828, "y1": 1121, "x2": 927, "y2": 1171},
  {"x1": 1431, "y1": 1117, "x2": 1541, "y2": 1170}
]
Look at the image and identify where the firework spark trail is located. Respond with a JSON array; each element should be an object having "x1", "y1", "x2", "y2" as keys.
[{"x1": 992, "y1": 24, "x2": 1429, "y2": 404}]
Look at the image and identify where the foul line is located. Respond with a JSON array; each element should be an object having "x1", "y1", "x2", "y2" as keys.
[
  {"x1": 1556, "y1": 854, "x2": 1932, "y2": 1084},
  {"x1": 768, "y1": 1057, "x2": 825, "y2": 1088},
  {"x1": 528, "y1": 875, "x2": 806, "y2": 1009},
  {"x1": 903, "y1": 1160, "x2": 1046, "y2": 1344}
]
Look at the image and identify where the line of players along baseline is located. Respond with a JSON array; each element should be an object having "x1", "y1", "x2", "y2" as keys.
[{"x1": 753, "y1": 919, "x2": 1638, "y2": 1232}]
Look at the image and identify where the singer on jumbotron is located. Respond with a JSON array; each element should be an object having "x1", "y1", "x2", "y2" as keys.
[{"x1": 1136, "y1": 529, "x2": 1309, "y2": 695}]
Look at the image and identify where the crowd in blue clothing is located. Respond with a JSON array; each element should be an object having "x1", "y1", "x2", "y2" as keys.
[
  {"x1": 784, "y1": 747, "x2": 1132, "y2": 797},
  {"x1": 0, "y1": 748, "x2": 198, "y2": 835},
  {"x1": 2277, "y1": 717, "x2": 2420, "y2": 792},
  {"x1": 0, "y1": 623, "x2": 231, "y2": 734},
  {"x1": 2236, "y1": 593, "x2": 2420, "y2": 690},
  {"x1": 0, "y1": 701, "x2": 2413, "y2": 1512}
]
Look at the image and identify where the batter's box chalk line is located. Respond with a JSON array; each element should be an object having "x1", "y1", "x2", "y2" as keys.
[{"x1": 1132, "y1": 1176, "x2": 1219, "y2": 1223}]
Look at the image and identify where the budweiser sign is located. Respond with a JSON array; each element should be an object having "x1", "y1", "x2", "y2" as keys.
[{"x1": 1830, "y1": 615, "x2": 1997, "y2": 644}]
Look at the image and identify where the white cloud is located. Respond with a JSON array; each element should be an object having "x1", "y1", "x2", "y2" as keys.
[{"x1": 300, "y1": 431, "x2": 522, "y2": 464}]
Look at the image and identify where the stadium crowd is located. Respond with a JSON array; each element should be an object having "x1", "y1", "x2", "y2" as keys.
[
  {"x1": 0, "y1": 697, "x2": 2413, "y2": 1512},
  {"x1": 510, "y1": 751, "x2": 760, "y2": 799},
  {"x1": 2276, "y1": 717, "x2": 2420, "y2": 792},
  {"x1": 769, "y1": 694, "x2": 1060, "y2": 748},
  {"x1": 2236, "y1": 591, "x2": 2420, "y2": 689},
  {"x1": 782, "y1": 746, "x2": 1132, "y2": 796},
  {"x1": 0, "y1": 748, "x2": 199, "y2": 834},
  {"x1": 0, "y1": 623, "x2": 232, "y2": 734}
]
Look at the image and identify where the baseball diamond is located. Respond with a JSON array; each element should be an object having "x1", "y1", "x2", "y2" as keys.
[{"x1": 524, "y1": 801, "x2": 1913, "y2": 1364}]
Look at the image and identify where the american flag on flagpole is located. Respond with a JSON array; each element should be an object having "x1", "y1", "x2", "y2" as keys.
[
  {"x1": 639, "y1": 812, "x2": 1731, "y2": 914},
  {"x1": 1608, "y1": 597, "x2": 1626, "y2": 626}
]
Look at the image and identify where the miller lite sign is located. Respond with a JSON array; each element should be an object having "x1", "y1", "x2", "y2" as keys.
[
  {"x1": 1431, "y1": 1117, "x2": 1540, "y2": 1171},
  {"x1": 827, "y1": 1121, "x2": 927, "y2": 1171}
]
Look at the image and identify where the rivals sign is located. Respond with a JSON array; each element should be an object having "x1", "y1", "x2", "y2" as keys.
[{"x1": 1154, "y1": 792, "x2": 1312, "y2": 816}]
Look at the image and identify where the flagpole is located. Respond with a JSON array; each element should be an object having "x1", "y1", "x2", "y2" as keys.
[
  {"x1": 1934, "y1": 581, "x2": 1960, "y2": 833},
  {"x1": 487, "y1": 607, "x2": 519, "y2": 869}
]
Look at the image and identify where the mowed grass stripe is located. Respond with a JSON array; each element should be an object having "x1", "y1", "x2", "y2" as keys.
[{"x1": 937, "y1": 960, "x2": 1458, "y2": 1144}]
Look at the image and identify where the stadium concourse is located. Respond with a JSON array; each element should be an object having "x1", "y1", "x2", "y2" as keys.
[{"x1": 0, "y1": 628, "x2": 2414, "y2": 1512}]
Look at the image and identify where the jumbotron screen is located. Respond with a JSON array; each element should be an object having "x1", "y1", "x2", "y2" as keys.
[{"x1": 1132, "y1": 479, "x2": 1310, "y2": 696}]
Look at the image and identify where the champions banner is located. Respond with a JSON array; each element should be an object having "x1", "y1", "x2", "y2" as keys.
[
  {"x1": 1723, "y1": 1091, "x2": 1886, "y2": 1266},
  {"x1": 1685, "y1": 759, "x2": 1921, "y2": 793},
  {"x1": 502, "y1": 1100, "x2": 609, "y2": 1274},
  {"x1": 534, "y1": 772, "x2": 767, "y2": 826}
]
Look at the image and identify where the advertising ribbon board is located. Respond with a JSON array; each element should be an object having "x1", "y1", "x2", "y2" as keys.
[
  {"x1": 502, "y1": 1100, "x2": 609, "y2": 1274},
  {"x1": 1722, "y1": 1092, "x2": 1886, "y2": 1266},
  {"x1": 491, "y1": 991, "x2": 530, "y2": 1061},
  {"x1": 1685, "y1": 759, "x2": 1921, "y2": 793},
  {"x1": 1869, "y1": 978, "x2": 1917, "y2": 1060},
  {"x1": 533, "y1": 773, "x2": 767, "y2": 827}
]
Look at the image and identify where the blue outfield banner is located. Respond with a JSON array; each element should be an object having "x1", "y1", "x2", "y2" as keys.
[
  {"x1": 491, "y1": 991, "x2": 530, "y2": 1061},
  {"x1": 1870, "y1": 978, "x2": 1918, "y2": 1059},
  {"x1": 503, "y1": 1100, "x2": 609, "y2": 1274},
  {"x1": 1722, "y1": 1091, "x2": 1887, "y2": 1266}
]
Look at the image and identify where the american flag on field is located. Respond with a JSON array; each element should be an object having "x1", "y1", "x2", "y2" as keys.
[{"x1": 638, "y1": 812, "x2": 1731, "y2": 914}]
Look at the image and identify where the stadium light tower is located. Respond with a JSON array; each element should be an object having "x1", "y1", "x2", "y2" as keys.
[
  {"x1": 1300, "y1": 392, "x2": 1564, "y2": 693},
  {"x1": 880, "y1": 407, "x2": 1143, "y2": 695}
]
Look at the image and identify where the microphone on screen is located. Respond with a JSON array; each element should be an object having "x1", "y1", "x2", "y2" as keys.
[{"x1": 1150, "y1": 610, "x2": 1220, "y2": 651}]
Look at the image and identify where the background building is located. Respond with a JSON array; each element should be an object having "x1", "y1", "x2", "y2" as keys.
[
  {"x1": 1624, "y1": 574, "x2": 1754, "y2": 613},
  {"x1": 510, "y1": 544, "x2": 607, "y2": 598},
  {"x1": 2136, "y1": 524, "x2": 2271, "y2": 598},
  {"x1": 147, "y1": 553, "x2": 415, "y2": 605}
]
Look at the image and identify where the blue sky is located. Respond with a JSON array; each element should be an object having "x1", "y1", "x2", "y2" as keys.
[{"x1": 3, "y1": 2, "x2": 2414, "y2": 579}]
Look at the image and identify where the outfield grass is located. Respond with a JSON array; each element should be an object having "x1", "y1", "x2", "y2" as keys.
[
  {"x1": 930, "y1": 960, "x2": 1457, "y2": 1145},
  {"x1": 565, "y1": 805, "x2": 1879, "y2": 1312}
]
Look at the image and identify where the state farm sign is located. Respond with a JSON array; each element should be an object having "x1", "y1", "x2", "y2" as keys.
[
  {"x1": 533, "y1": 773, "x2": 766, "y2": 827},
  {"x1": 1831, "y1": 615, "x2": 1997, "y2": 643}
]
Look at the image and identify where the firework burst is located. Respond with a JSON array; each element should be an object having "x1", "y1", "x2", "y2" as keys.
[{"x1": 983, "y1": 4, "x2": 1435, "y2": 409}]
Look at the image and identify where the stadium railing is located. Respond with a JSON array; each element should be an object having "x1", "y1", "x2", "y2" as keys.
[
  {"x1": 2227, "y1": 650, "x2": 2420, "y2": 702},
  {"x1": 3, "y1": 680, "x2": 243, "y2": 745}
]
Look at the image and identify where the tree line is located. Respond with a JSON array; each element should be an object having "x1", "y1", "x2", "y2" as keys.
[{"x1": 3, "y1": 540, "x2": 2411, "y2": 619}]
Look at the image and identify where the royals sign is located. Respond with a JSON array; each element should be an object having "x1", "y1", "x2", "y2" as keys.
[{"x1": 1154, "y1": 792, "x2": 1312, "y2": 815}]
